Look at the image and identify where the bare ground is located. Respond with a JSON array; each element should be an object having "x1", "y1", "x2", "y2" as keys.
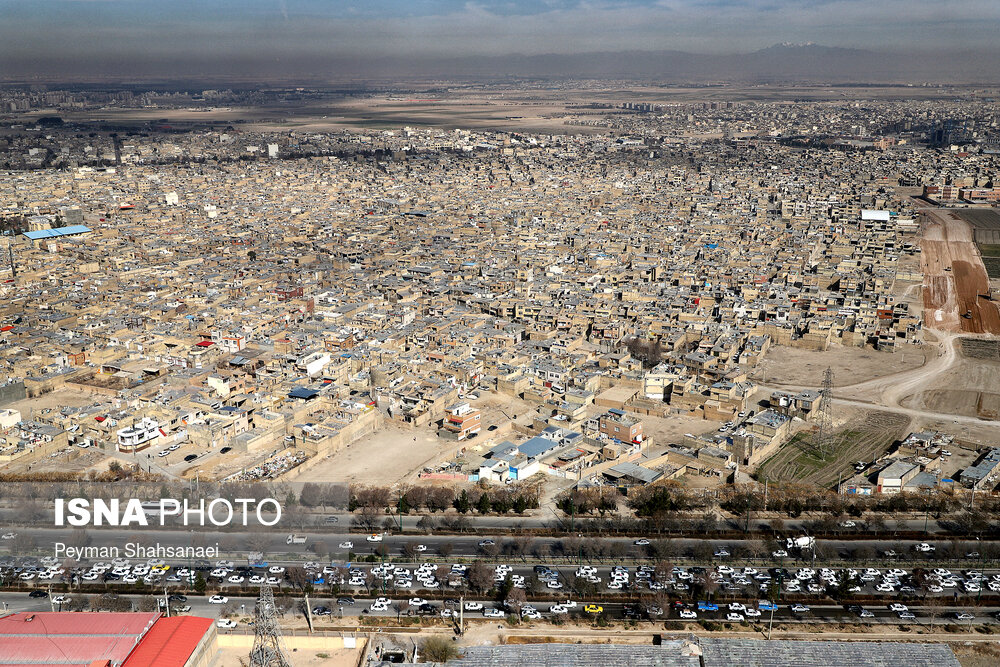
[
  {"x1": 920, "y1": 207, "x2": 1000, "y2": 334},
  {"x1": 750, "y1": 343, "x2": 929, "y2": 388},
  {"x1": 293, "y1": 423, "x2": 462, "y2": 487}
]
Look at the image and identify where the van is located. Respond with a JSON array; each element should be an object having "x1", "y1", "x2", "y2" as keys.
[{"x1": 286, "y1": 534, "x2": 306, "y2": 545}]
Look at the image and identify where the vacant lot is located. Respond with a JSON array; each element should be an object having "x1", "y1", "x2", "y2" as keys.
[
  {"x1": 750, "y1": 343, "x2": 929, "y2": 389},
  {"x1": 756, "y1": 411, "x2": 910, "y2": 488},
  {"x1": 921, "y1": 208, "x2": 1000, "y2": 333},
  {"x1": 294, "y1": 424, "x2": 461, "y2": 486},
  {"x1": 900, "y1": 344, "x2": 1000, "y2": 422}
]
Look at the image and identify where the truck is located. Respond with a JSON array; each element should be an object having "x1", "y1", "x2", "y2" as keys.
[
  {"x1": 786, "y1": 536, "x2": 815, "y2": 550},
  {"x1": 286, "y1": 534, "x2": 307, "y2": 545}
]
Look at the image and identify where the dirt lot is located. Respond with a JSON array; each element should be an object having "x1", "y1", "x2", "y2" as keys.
[
  {"x1": 2, "y1": 388, "x2": 96, "y2": 415},
  {"x1": 900, "y1": 340, "x2": 1000, "y2": 421},
  {"x1": 919, "y1": 206, "x2": 1000, "y2": 334},
  {"x1": 750, "y1": 343, "x2": 929, "y2": 389},
  {"x1": 294, "y1": 423, "x2": 462, "y2": 487},
  {"x1": 215, "y1": 645, "x2": 362, "y2": 666}
]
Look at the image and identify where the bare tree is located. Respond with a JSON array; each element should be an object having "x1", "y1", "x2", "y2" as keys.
[
  {"x1": 505, "y1": 587, "x2": 527, "y2": 615},
  {"x1": 468, "y1": 561, "x2": 493, "y2": 593}
]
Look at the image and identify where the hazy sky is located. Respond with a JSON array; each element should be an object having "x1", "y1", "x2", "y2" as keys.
[{"x1": 2, "y1": 0, "x2": 999, "y2": 77}]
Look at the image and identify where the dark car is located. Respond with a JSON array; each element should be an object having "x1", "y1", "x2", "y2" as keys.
[
  {"x1": 184, "y1": 454, "x2": 198, "y2": 462},
  {"x1": 418, "y1": 603, "x2": 438, "y2": 615},
  {"x1": 169, "y1": 594, "x2": 188, "y2": 602},
  {"x1": 312, "y1": 606, "x2": 332, "y2": 616},
  {"x1": 219, "y1": 447, "x2": 232, "y2": 454},
  {"x1": 28, "y1": 590, "x2": 48, "y2": 598},
  {"x1": 337, "y1": 597, "x2": 355, "y2": 605}
]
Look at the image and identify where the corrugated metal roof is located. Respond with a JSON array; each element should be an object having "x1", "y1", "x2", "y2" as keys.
[
  {"x1": 0, "y1": 612, "x2": 158, "y2": 666},
  {"x1": 449, "y1": 643, "x2": 700, "y2": 667},
  {"x1": 22, "y1": 225, "x2": 92, "y2": 240},
  {"x1": 443, "y1": 639, "x2": 961, "y2": 667},
  {"x1": 698, "y1": 638, "x2": 961, "y2": 667},
  {"x1": 121, "y1": 617, "x2": 214, "y2": 667}
]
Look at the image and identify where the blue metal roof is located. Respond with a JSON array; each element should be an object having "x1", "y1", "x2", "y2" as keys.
[
  {"x1": 23, "y1": 225, "x2": 91, "y2": 240},
  {"x1": 518, "y1": 436, "x2": 558, "y2": 459},
  {"x1": 288, "y1": 387, "x2": 319, "y2": 399}
]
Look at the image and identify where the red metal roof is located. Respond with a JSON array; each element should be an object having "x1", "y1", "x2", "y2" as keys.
[
  {"x1": 0, "y1": 612, "x2": 159, "y2": 666},
  {"x1": 0, "y1": 613, "x2": 213, "y2": 667},
  {"x1": 121, "y1": 616, "x2": 214, "y2": 667}
]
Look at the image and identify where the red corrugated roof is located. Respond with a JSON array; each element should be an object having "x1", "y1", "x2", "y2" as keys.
[
  {"x1": 121, "y1": 616, "x2": 214, "y2": 667},
  {"x1": 0, "y1": 612, "x2": 160, "y2": 666}
]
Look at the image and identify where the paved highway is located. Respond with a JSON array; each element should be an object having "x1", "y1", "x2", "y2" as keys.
[
  {"x1": 2, "y1": 526, "x2": 990, "y2": 564},
  {"x1": 1, "y1": 590, "x2": 997, "y2": 629}
]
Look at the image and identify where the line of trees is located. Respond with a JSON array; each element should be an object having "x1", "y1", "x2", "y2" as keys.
[{"x1": 348, "y1": 482, "x2": 541, "y2": 517}]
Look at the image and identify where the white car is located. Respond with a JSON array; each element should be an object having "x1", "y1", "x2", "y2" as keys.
[
  {"x1": 208, "y1": 595, "x2": 229, "y2": 604},
  {"x1": 2, "y1": 532, "x2": 17, "y2": 540},
  {"x1": 679, "y1": 610, "x2": 698, "y2": 619},
  {"x1": 914, "y1": 543, "x2": 935, "y2": 553},
  {"x1": 549, "y1": 604, "x2": 568, "y2": 614},
  {"x1": 726, "y1": 612, "x2": 745, "y2": 622},
  {"x1": 409, "y1": 597, "x2": 427, "y2": 607},
  {"x1": 634, "y1": 539, "x2": 650, "y2": 546},
  {"x1": 217, "y1": 619, "x2": 238, "y2": 629},
  {"x1": 464, "y1": 602, "x2": 483, "y2": 611},
  {"x1": 483, "y1": 608, "x2": 505, "y2": 618},
  {"x1": 268, "y1": 566, "x2": 285, "y2": 574},
  {"x1": 52, "y1": 596, "x2": 72, "y2": 605},
  {"x1": 413, "y1": 544, "x2": 427, "y2": 552},
  {"x1": 367, "y1": 534, "x2": 383, "y2": 543},
  {"x1": 339, "y1": 542, "x2": 354, "y2": 549},
  {"x1": 227, "y1": 575, "x2": 245, "y2": 584}
]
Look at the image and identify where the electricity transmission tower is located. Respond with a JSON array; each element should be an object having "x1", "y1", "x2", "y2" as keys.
[
  {"x1": 816, "y1": 367, "x2": 834, "y2": 457},
  {"x1": 249, "y1": 580, "x2": 293, "y2": 667}
]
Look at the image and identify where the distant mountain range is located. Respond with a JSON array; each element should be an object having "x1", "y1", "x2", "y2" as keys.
[
  {"x1": 352, "y1": 44, "x2": 1000, "y2": 82},
  {"x1": 5, "y1": 43, "x2": 999, "y2": 83}
]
